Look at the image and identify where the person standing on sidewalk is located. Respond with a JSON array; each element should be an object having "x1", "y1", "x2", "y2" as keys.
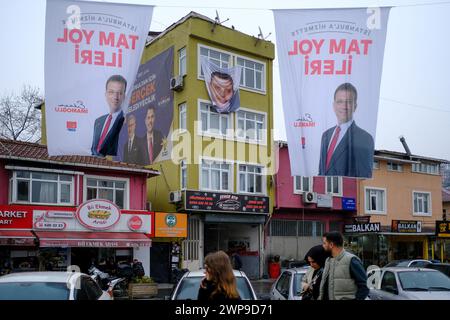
[
  {"x1": 319, "y1": 232, "x2": 369, "y2": 300},
  {"x1": 301, "y1": 245, "x2": 330, "y2": 300},
  {"x1": 198, "y1": 251, "x2": 241, "y2": 301}
]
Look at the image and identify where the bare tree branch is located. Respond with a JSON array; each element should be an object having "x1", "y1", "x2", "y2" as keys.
[{"x1": 0, "y1": 85, "x2": 43, "y2": 142}]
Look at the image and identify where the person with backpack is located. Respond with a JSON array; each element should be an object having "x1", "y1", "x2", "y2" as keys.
[{"x1": 132, "y1": 258, "x2": 145, "y2": 278}]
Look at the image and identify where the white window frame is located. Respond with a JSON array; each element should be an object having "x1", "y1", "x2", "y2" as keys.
[
  {"x1": 199, "y1": 157, "x2": 234, "y2": 193},
  {"x1": 197, "y1": 44, "x2": 232, "y2": 79},
  {"x1": 197, "y1": 99, "x2": 233, "y2": 139},
  {"x1": 178, "y1": 46, "x2": 187, "y2": 76},
  {"x1": 83, "y1": 175, "x2": 130, "y2": 209},
  {"x1": 235, "y1": 107, "x2": 267, "y2": 145},
  {"x1": 325, "y1": 176, "x2": 343, "y2": 196},
  {"x1": 364, "y1": 187, "x2": 387, "y2": 215},
  {"x1": 179, "y1": 102, "x2": 187, "y2": 132},
  {"x1": 412, "y1": 163, "x2": 440, "y2": 175},
  {"x1": 180, "y1": 159, "x2": 187, "y2": 190},
  {"x1": 373, "y1": 160, "x2": 380, "y2": 170},
  {"x1": 412, "y1": 191, "x2": 432, "y2": 217},
  {"x1": 387, "y1": 162, "x2": 403, "y2": 172},
  {"x1": 9, "y1": 170, "x2": 74, "y2": 206},
  {"x1": 235, "y1": 54, "x2": 266, "y2": 94},
  {"x1": 236, "y1": 161, "x2": 267, "y2": 196},
  {"x1": 293, "y1": 176, "x2": 312, "y2": 194}
]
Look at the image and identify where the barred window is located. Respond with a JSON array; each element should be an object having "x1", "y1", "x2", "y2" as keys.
[{"x1": 270, "y1": 220, "x2": 324, "y2": 237}]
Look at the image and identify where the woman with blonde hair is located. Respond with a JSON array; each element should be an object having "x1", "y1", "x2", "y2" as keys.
[{"x1": 197, "y1": 250, "x2": 241, "y2": 301}]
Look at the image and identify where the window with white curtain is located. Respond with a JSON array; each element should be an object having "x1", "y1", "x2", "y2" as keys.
[
  {"x1": 180, "y1": 160, "x2": 187, "y2": 190},
  {"x1": 199, "y1": 102, "x2": 231, "y2": 136},
  {"x1": 199, "y1": 46, "x2": 231, "y2": 77},
  {"x1": 239, "y1": 164, "x2": 265, "y2": 194},
  {"x1": 9, "y1": 170, "x2": 73, "y2": 205},
  {"x1": 294, "y1": 176, "x2": 312, "y2": 193},
  {"x1": 365, "y1": 188, "x2": 386, "y2": 214},
  {"x1": 201, "y1": 159, "x2": 231, "y2": 192},
  {"x1": 236, "y1": 57, "x2": 265, "y2": 91},
  {"x1": 179, "y1": 103, "x2": 187, "y2": 131},
  {"x1": 236, "y1": 110, "x2": 266, "y2": 143},
  {"x1": 86, "y1": 177, "x2": 127, "y2": 209},
  {"x1": 326, "y1": 176, "x2": 342, "y2": 196},
  {"x1": 179, "y1": 47, "x2": 187, "y2": 76},
  {"x1": 413, "y1": 192, "x2": 431, "y2": 215}
]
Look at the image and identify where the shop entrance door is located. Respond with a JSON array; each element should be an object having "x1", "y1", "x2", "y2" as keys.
[
  {"x1": 150, "y1": 243, "x2": 170, "y2": 283},
  {"x1": 71, "y1": 248, "x2": 98, "y2": 273},
  {"x1": 395, "y1": 241, "x2": 423, "y2": 260}
]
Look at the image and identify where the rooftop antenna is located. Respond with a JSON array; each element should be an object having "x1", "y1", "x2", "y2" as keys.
[
  {"x1": 211, "y1": 10, "x2": 229, "y2": 33},
  {"x1": 255, "y1": 26, "x2": 271, "y2": 46}
]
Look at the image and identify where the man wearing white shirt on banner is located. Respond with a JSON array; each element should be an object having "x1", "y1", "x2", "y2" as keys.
[
  {"x1": 91, "y1": 75, "x2": 126, "y2": 157},
  {"x1": 141, "y1": 106, "x2": 163, "y2": 165},
  {"x1": 318, "y1": 83, "x2": 374, "y2": 178}
]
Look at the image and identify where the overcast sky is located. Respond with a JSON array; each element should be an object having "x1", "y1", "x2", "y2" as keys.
[{"x1": 1, "y1": 0, "x2": 450, "y2": 160}]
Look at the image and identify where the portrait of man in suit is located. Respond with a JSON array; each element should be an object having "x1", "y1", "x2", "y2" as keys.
[
  {"x1": 318, "y1": 83, "x2": 374, "y2": 178},
  {"x1": 122, "y1": 114, "x2": 145, "y2": 164},
  {"x1": 91, "y1": 75, "x2": 127, "y2": 157},
  {"x1": 142, "y1": 106, "x2": 163, "y2": 165}
]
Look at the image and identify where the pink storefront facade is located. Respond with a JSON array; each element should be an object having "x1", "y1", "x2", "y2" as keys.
[
  {"x1": 0, "y1": 139, "x2": 158, "y2": 276},
  {"x1": 265, "y1": 142, "x2": 358, "y2": 271}
]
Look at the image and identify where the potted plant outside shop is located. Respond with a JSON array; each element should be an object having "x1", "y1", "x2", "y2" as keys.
[{"x1": 128, "y1": 276, "x2": 158, "y2": 299}]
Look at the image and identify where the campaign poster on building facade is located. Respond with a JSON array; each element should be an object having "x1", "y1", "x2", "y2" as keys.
[
  {"x1": 44, "y1": 0, "x2": 153, "y2": 157},
  {"x1": 200, "y1": 56, "x2": 242, "y2": 113},
  {"x1": 274, "y1": 8, "x2": 391, "y2": 178},
  {"x1": 114, "y1": 47, "x2": 174, "y2": 165}
]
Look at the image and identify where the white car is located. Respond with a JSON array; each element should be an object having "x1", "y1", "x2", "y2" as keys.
[
  {"x1": 170, "y1": 269, "x2": 257, "y2": 300},
  {"x1": 0, "y1": 272, "x2": 113, "y2": 300},
  {"x1": 368, "y1": 267, "x2": 450, "y2": 300},
  {"x1": 270, "y1": 267, "x2": 308, "y2": 300}
]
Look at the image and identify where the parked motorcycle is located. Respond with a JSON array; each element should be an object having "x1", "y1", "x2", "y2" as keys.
[{"x1": 88, "y1": 265, "x2": 128, "y2": 298}]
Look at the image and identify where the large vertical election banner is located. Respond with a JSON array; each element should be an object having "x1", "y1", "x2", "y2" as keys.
[
  {"x1": 45, "y1": 0, "x2": 153, "y2": 157},
  {"x1": 114, "y1": 47, "x2": 174, "y2": 165},
  {"x1": 274, "y1": 8, "x2": 390, "y2": 178}
]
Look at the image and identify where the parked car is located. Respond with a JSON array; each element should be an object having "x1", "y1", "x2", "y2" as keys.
[
  {"x1": 0, "y1": 272, "x2": 113, "y2": 300},
  {"x1": 280, "y1": 259, "x2": 308, "y2": 273},
  {"x1": 270, "y1": 268, "x2": 308, "y2": 300},
  {"x1": 368, "y1": 267, "x2": 450, "y2": 300},
  {"x1": 169, "y1": 269, "x2": 257, "y2": 300},
  {"x1": 424, "y1": 263, "x2": 450, "y2": 278},
  {"x1": 384, "y1": 259, "x2": 431, "y2": 268}
]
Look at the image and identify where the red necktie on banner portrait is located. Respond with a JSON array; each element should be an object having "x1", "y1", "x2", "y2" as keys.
[
  {"x1": 148, "y1": 138, "x2": 153, "y2": 164},
  {"x1": 97, "y1": 114, "x2": 112, "y2": 153},
  {"x1": 326, "y1": 126, "x2": 341, "y2": 170}
]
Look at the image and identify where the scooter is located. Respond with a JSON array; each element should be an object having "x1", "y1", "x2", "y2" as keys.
[{"x1": 88, "y1": 265, "x2": 128, "y2": 298}]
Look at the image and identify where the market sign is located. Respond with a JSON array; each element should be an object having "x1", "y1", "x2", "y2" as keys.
[
  {"x1": 342, "y1": 198, "x2": 356, "y2": 211},
  {"x1": 391, "y1": 220, "x2": 422, "y2": 233},
  {"x1": 76, "y1": 200, "x2": 121, "y2": 230},
  {"x1": 344, "y1": 222, "x2": 380, "y2": 234},
  {"x1": 154, "y1": 212, "x2": 187, "y2": 238},
  {"x1": 436, "y1": 221, "x2": 450, "y2": 238},
  {"x1": 184, "y1": 190, "x2": 269, "y2": 214},
  {"x1": 0, "y1": 205, "x2": 33, "y2": 229}
]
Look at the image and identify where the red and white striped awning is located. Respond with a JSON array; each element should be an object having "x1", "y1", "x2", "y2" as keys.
[{"x1": 35, "y1": 231, "x2": 152, "y2": 248}]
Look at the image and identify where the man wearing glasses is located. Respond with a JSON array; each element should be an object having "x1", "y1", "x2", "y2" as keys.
[
  {"x1": 318, "y1": 82, "x2": 374, "y2": 178},
  {"x1": 91, "y1": 75, "x2": 127, "y2": 157}
]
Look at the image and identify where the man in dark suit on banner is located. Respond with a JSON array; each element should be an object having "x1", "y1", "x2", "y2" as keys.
[
  {"x1": 318, "y1": 83, "x2": 374, "y2": 178},
  {"x1": 141, "y1": 106, "x2": 163, "y2": 165},
  {"x1": 91, "y1": 75, "x2": 126, "y2": 157},
  {"x1": 122, "y1": 113, "x2": 145, "y2": 164}
]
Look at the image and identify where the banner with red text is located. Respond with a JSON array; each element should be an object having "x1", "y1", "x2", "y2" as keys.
[
  {"x1": 274, "y1": 8, "x2": 390, "y2": 178},
  {"x1": 45, "y1": 0, "x2": 153, "y2": 156}
]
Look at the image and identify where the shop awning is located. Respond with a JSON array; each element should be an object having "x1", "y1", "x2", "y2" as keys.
[
  {"x1": 35, "y1": 231, "x2": 152, "y2": 248},
  {"x1": 0, "y1": 230, "x2": 36, "y2": 246}
]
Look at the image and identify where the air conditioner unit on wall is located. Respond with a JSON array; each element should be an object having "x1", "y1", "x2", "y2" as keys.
[
  {"x1": 169, "y1": 190, "x2": 182, "y2": 203},
  {"x1": 303, "y1": 191, "x2": 318, "y2": 204},
  {"x1": 169, "y1": 75, "x2": 184, "y2": 91}
]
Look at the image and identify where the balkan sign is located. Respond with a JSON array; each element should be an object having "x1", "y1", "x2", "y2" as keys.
[
  {"x1": 154, "y1": 212, "x2": 187, "y2": 238},
  {"x1": 391, "y1": 220, "x2": 422, "y2": 233},
  {"x1": 344, "y1": 222, "x2": 380, "y2": 234},
  {"x1": 184, "y1": 191, "x2": 269, "y2": 214},
  {"x1": 273, "y1": 8, "x2": 391, "y2": 178},
  {"x1": 436, "y1": 221, "x2": 450, "y2": 238},
  {"x1": 44, "y1": 0, "x2": 153, "y2": 156}
]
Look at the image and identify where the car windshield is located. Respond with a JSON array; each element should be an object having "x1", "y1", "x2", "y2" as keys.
[
  {"x1": 385, "y1": 261, "x2": 409, "y2": 267},
  {"x1": 398, "y1": 271, "x2": 450, "y2": 291},
  {"x1": 174, "y1": 276, "x2": 254, "y2": 300},
  {"x1": 293, "y1": 273, "x2": 305, "y2": 296},
  {"x1": 0, "y1": 282, "x2": 70, "y2": 300}
]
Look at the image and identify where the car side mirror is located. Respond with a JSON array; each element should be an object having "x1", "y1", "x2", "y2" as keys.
[{"x1": 384, "y1": 285, "x2": 398, "y2": 295}]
